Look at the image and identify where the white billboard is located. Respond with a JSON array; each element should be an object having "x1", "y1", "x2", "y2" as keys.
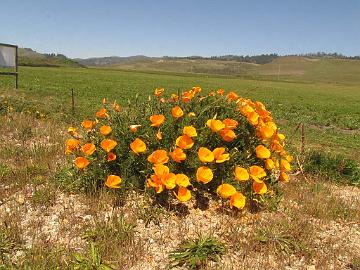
[{"x1": 0, "y1": 45, "x2": 16, "y2": 67}]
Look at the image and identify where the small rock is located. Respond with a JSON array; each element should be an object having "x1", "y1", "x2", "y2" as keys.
[{"x1": 16, "y1": 194, "x2": 25, "y2": 205}]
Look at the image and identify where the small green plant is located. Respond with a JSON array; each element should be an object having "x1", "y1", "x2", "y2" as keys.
[
  {"x1": 304, "y1": 151, "x2": 360, "y2": 185},
  {"x1": 348, "y1": 257, "x2": 360, "y2": 270},
  {"x1": 254, "y1": 222, "x2": 309, "y2": 255},
  {"x1": 72, "y1": 242, "x2": 113, "y2": 270},
  {"x1": 0, "y1": 227, "x2": 17, "y2": 264},
  {"x1": 136, "y1": 197, "x2": 167, "y2": 226},
  {"x1": 0, "y1": 163, "x2": 11, "y2": 179},
  {"x1": 31, "y1": 186, "x2": 56, "y2": 207},
  {"x1": 83, "y1": 215, "x2": 135, "y2": 243},
  {"x1": 169, "y1": 235, "x2": 225, "y2": 269}
]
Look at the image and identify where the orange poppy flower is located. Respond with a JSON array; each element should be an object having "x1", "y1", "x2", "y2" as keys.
[
  {"x1": 170, "y1": 148, "x2": 187, "y2": 163},
  {"x1": 182, "y1": 91, "x2": 195, "y2": 103},
  {"x1": 65, "y1": 138, "x2": 80, "y2": 154},
  {"x1": 213, "y1": 147, "x2": 230, "y2": 163},
  {"x1": 162, "y1": 173, "x2": 176, "y2": 189},
  {"x1": 284, "y1": 154, "x2": 293, "y2": 163},
  {"x1": 183, "y1": 126, "x2": 197, "y2": 137},
  {"x1": 147, "y1": 149, "x2": 169, "y2": 164},
  {"x1": 249, "y1": 165, "x2": 266, "y2": 182},
  {"x1": 265, "y1": 159, "x2": 275, "y2": 170},
  {"x1": 175, "y1": 187, "x2": 192, "y2": 202},
  {"x1": 175, "y1": 174, "x2": 190, "y2": 187},
  {"x1": 253, "y1": 181, "x2": 267, "y2": 194},
  {"x1": 217, "y1": 183, "x2": 237, "y2": 199},
  {"x1": 107, "y1": 152, "x2": 116, "y2": 161},
  {"x1": 67, "y1": 127, "x2": 78, "y2": 136},
  {"x1": 226, "y1": 91, "x2": 238, "y2": 101},
  {"x1": 153, "y1": 163, "x2": 170, "y2": 177},
  {"x1": 256, "y1": 145, "x2": 271, "y2": 159},
  {"x1": 96, "y1": 108, "x2": 108, "y2": 118},
  {"x1": 156, "y1": 130, "x2": 162, "y2": 140},
  {"x1": 100, "y1": 125, "x2": 112, "y2": 136},
  {"x1": 259, "y1": 125, "x2": 275, "y2": 140},
  {"x1": 239, "y1": 105, "x2": 254, "y2": 117},
  {"x1": 196, "y1": 166, "x2": 213, "y2": 184},
  {"x1": 147, "y1": 175, "x2": 164, "y2": 194},
  {"x1": 279, "y1": 172, "x2": 289, "y2": 182},
  {"x1": 280, "y1": 159, "x2": 291, "y2": 171},
  {"x1": 234, "y1": 166, "x2": 249, "y2": 181},
  {"x1": 270, "y1": 140, "x2": 284, "y2": 153},
  {"x1": 74, "y1": 157, "x2": 90, "y2": 169},
  {"x1": 206, "y1": 119, "x2": 225, "y2": 132},
  {"x1": 81, "y1": 120, "x2": 95, "y2": 130},
  {"x1": 209, "y1": 91, "x2": 215, "y2": 96},
  {"x1": 100, "y1": 139, "x2": 117, "y2": 152},
  {"x1": 192, "y1": 86, "x2": 202, "y2": 94},
  {"x1": 170, "y1": 93, "x2": 179, "y2": 102},
  {"x1": 130, "y1": 138, "x2": 147, "y2": 154},
  {"x1": 176, "y1": 135, "x2": 194, "y2": 149},
  {"x1": 154, "y1": 87, "x2": 164, "y2": 97},
  {"x1": 80, "y1": 143, "x2": 96, "y2": 156},
  {"x1": 274, "y1": 133, "x2": 286, "y2": 141},
  {"x1": 105, "y1": 175, "x2": 122, "y2": 188},
  {"x1": 247, "y1": 112, "x2": 259, "y2": 126},
  {"x1": 150, "y1": 114, "x2": 165, "y2": 127},
  {"x1": 188, "y1": 112, "x2": 196, "y2": 117},
  {"x1": 129, "y1": 124, "x2": 141, "y2": 133},
  {"x1": 217, "y1": 89, "x2": 225, "y2": 95},
  {"x1": 223, "y1": 118, "x2": 238, "y2": 130},
  {"x1": 219, "y1": 129, "x2": 236, "y2": 142},
  {"x1": 112, "y1": 101, "x2": 121, "y2": 112},
  {"x1": 171, "y1": 106, "x2": 184, "y2": 118},
  {"x1": 198, "y1": 147, "x2": 214, "y2": 163},
  {"x1": 230, "y1": 192, "x2": 246, "y2": 209}
]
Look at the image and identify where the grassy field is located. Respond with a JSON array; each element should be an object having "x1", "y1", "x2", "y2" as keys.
[
  {"x1": 0, "y1": 65, "x2": 359, "y2": 160},
  {"x1": 0, "y1": 64, "x2": 359, "y2": 269},
  {"x1": 108, "y1": 56, "x2": 360, "y2": 85}
]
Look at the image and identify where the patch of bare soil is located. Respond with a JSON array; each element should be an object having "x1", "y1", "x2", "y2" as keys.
[{"x1": 1, "y1": 179, "x2": 359, "y2": 269}]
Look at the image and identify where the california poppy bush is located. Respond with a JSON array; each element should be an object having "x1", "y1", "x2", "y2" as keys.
[{"x1": 65, "y1": 87, "x2": 292, "y2": 209}]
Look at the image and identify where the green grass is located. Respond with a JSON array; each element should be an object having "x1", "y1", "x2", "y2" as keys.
[
  {"x1": 169, "y1": 235, "x2": 225, "y2": 269},
  {"x1": 0, "y1": 65, "x2": 359, "y2": 160},
  {"x1": 304, "y1": 151, "x2": 360, "y2": 185}
]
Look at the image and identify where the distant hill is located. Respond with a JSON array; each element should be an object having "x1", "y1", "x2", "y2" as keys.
[
  {"x1": 86, "y1": 55, "x2": 360, "y2": 85},
  {"x1": 19, "y1": 48, "x2": 82, "y2": 67},
  {"x1": 75, "y1": 55, "x2": 155, "y2": 66}
]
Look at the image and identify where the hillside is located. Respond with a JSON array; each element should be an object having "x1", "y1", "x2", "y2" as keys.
[
  {"x1": 19, "y1": 48, "x2": 82, "y2": 67},
  {"x1": 75, "y1": 55, "x2": 154, "y2": 66},
  {"x1": 88, "y1": 56, "x2": 360, "y2": 85}
]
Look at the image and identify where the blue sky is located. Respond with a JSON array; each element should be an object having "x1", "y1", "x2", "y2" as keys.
[{"x1": 1, "y1": 0, "x2": 359, "y2": 58}]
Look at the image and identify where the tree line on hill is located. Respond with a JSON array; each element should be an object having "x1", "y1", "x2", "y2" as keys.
[
  {"x1": 288, "y1": 52, "x2": 360, "y2": 60},
  {"x1": 164, "y1": 52, "x2": 360, "y2": 64}
]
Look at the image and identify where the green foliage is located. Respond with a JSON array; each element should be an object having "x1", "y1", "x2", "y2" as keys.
[
  {"x1": 254, "y1": 222, "x2": 310, "y2": 255},
  {"x1": 1, "y1": 64, "x2": 359, "y2": 160},
  {"x1": 31, "y1": 186, "x2": 56, "y2": 207},
  {"x1": 0, "y1": 228, "x2": 18, "y2": 265},
  {"x1": 68, "y1": 89, "x2": 289, "y2": 207},
  {"x1": 72, "y1": 243, "x2": 113, "y2": 270},
  {"x1": 304, "y1": 151, "x2": 360, "y2": 185},
  {"x1": 169, "y1": 235, "x2": 226, "y2": 269}
]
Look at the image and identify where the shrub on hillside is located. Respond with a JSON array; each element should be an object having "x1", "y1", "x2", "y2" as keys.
[{"x1": 65, "y1": 87, "x2": 292, "y2": 209}]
